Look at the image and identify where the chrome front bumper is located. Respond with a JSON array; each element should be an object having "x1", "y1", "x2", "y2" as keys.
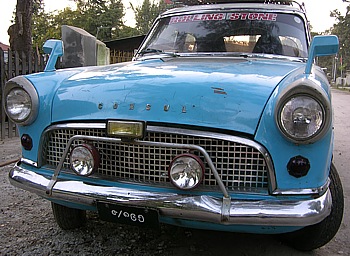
[{"x1": 9, "y1": 163, "x2": 332, "y2": 227}]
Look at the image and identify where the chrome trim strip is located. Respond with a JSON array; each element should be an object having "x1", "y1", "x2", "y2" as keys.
[
  {"x1": 9, "y1": 165, "x2": 331, "y2": 227},
  {"x1": 46, "y1": 123, "x2": 107, "y2": 130},
  {"x1": 21, "y1": 158, "x2": 38, "y2": 167},
  {"x1": 273, "y1": 179, "x2": 330, "y2": 196}
]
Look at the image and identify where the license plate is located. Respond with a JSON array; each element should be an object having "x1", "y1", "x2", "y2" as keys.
[{"x1": 97, "y1": 202, "x2": 159, "y2": 228}]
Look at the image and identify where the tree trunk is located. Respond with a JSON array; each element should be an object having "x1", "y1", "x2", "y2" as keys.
[{"x1": 8, "y1": 0, "x2": 33, "y2": 56}]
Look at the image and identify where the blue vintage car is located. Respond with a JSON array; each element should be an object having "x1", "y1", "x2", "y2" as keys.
[{"x1": 4, "y1": 0, "x2": 344, "y2": 251}]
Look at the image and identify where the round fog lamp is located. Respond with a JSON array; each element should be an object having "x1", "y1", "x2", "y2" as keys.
[
  {"x1": 168, "y1": 154, "x2": 204, "y2": 190},
  {"x1": 70, "y1": 144, "x2": 100, "y2": 176}
]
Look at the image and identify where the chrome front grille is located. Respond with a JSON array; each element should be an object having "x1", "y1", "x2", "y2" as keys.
[{"x1": 42, "y1": 125, "x2": 270, "y2": 192}]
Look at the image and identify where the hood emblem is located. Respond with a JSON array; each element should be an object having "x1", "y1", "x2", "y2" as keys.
[{"x1": 121, "y1": 103, "x2": 187, "y2": 113}]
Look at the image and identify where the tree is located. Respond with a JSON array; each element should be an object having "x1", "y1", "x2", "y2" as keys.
[
  {"x1": 31, "y1": 0, "x2": 131, "y2": 48},
  {"x1": 33, "y1": 7, "x2": 86, "y2": 51},
  {"x1": 8, "y1": 0, "x2": 34, "y2": 55},
  {"x1": 32, "y1": 1, "x2": 55, "y2": 50},
  {"x1": 312, "y1": 5, "x2": 350, "y2": 81},
  {"x1": 131, "y1": 0, "x2": 169, "y2": 34},
  {"x1": 330, "y1": 6, "x2": 350, "y2": 78},
  {"x1": 73, "y1": 0, "x2": 125, "y2": 41}
]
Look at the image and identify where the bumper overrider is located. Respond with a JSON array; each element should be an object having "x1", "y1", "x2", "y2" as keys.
[{"x1": 9, "y1": 162, "x2": 331, "y2": 227}]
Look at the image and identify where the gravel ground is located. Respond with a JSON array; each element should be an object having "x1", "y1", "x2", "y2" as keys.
[
  {"x1": 0, "y1": 155, "x2": 289, "y2": 256},
  {"x1": 0, "y1": 141, "x2": 347, "y2": 256},
  {"x1": 0, "y1": 90, "x2": 349, "y2": 256}
]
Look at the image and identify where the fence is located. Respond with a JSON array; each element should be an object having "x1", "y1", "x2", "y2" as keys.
[
  {"x1": 0, "y1": 48, "x2": 134, "y2": 140},
  {"x1": 0, "y1": 49, "x2": 46, "y2": 140},
  {"x1": 110, "y1": 50, "x2": 134, "y2": 64}
]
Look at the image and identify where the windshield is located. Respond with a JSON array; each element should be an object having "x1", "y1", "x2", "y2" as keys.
[{"x1": 139, "y1": 12, "x2": 308, "y2": 58}]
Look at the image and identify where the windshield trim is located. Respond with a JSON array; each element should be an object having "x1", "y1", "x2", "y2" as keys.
[
  {"x1": 135, "y1": 51, "x2": 307, "y2": 63},
  {"x1": 137, "y1": 7, "x2": 311, "y2": 59}
]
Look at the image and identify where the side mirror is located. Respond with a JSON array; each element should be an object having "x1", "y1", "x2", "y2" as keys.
[
  {"x1": 305, "y1": 35, "x2": 339, "y2": 74},
  {"x1": 43, "y1": 39, "x2": 64, "y2": 72}
]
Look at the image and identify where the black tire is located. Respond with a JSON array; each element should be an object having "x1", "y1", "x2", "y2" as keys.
[
  {"x1": 51, "y1": 202, "x2": 87, "y2": 230},
  {"x1": 281, "y1": 163, "x2": 344, "y2": 251}
]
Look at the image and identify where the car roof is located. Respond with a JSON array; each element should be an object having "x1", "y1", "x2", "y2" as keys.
[{"x1": 160, "y1": 1, "x2": 305, "y2": 17}]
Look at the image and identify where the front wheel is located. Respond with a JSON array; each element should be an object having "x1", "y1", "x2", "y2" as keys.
[
  {"x1": 281, "y1": 163, "x2": 344, "y2": 251},
  {"x1": 51, "y1": 202, "x2": 87, "y2": 230}
]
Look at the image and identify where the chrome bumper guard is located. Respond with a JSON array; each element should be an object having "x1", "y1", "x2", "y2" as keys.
[{"x1": 9, "y1": 163, "x2": 332, "y2": 227}]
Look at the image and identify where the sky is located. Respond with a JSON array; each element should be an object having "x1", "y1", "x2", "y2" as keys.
[{"x1": 0, "y1": 0, "x2": 349, "y2": 45}]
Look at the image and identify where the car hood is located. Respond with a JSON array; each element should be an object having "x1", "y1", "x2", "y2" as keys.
[{"x1": 51, "y1": 57, "x2": 303, "y2": 135}]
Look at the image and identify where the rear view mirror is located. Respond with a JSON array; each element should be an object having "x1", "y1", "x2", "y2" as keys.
[
  {"x1": 305, "y1": 35, "x2": 339, "y2": 74},
  {"x1": 43, "y1": 39, "x2": 64, "y2": 72}
]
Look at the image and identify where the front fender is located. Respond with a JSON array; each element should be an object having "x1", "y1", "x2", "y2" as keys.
[{"x1": 255, "y1": 66, "x2": 333, "y2": 191}]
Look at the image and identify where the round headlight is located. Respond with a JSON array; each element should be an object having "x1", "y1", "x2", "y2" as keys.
[
  {"x1": 6, "y1": 88, "x2": 32, "y2": 122},
  {"x1": 4, "y1": 76, "x2": 39, "y2": 126},
  {"x1": 70, "y1": 144, "x2": 100, "y2": 176},
  {"x1": 168, "y1": 154, "x2": 204, "y2": 190},
  {"x1": 278, "y1": 95, "x2": 326, "y2": 143}
]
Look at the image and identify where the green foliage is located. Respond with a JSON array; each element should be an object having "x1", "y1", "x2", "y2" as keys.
[
  {"x1": 330, "y1": 6, "x2": 350, "y2": 77},
  {"x1": 73, "y1": 0, "x2": 125, "y2": 40},
  {"x1": 131, "y1": 0, "x2": 169, "y2": 34},
  {"x1": 32, "y1": 0, "x2": 139, "y2": 51},
  {"x1": 311, "y1": 5, "x2": 350, "y2": 81}
]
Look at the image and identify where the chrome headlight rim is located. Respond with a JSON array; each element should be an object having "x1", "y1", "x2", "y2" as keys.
[
  {"x1": 70, "y1": 143, "x2": 100, "y2": 176},
  {"x1": 168, "y1": 153, "x2": 204, "y2": 190},
  {"x1": 275, "y1": 79, "x2": 331, "y2": 144},
  {"x1": 4, "y1": 76, "x2": 39, "y2": 126}
]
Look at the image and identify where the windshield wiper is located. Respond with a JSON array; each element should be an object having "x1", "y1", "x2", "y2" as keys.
[{"x1": 139, "y1": 48, "x2": 178, "y2": 57}]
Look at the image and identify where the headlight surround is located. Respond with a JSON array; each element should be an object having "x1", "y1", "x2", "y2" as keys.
[
  {"x1": 4, "y1": 76, "x2": 39, "y2": 126},
  {"x1": 276, "y1": 80, "x2": 331, "y2": 144}
]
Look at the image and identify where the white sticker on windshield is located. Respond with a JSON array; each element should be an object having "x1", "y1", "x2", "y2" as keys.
[{"x1": 294, "y1": 17, "x2": 301, "y2": 24}]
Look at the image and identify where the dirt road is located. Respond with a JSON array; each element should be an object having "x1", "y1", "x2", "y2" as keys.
[{"x1": 0, "y1": 88, "x2": 349, "y2": 255}]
